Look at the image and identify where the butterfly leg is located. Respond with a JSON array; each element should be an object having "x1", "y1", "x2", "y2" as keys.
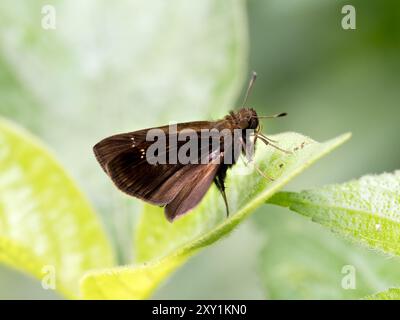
[
  {"x1": 257, "y1": 134, "x2": 292, "y2": 154},
  {"x1": 239, "y1": 137, "x2": 275, "y2": 181},
  {"x1": 253, "y1": 125, "x2": 278, "y2": 143},
  {"x1": 214, "y1": 167, "x2": 230, "y2": 217}
]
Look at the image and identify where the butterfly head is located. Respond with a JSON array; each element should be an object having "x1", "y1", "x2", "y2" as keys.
[{"x1": 236, "y1": 108, "x2": 259, "y2": 130}]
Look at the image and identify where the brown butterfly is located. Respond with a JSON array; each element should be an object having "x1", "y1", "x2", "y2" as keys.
[{"x1": 93, "y1": 72, "x2": 288, "y2": 222}]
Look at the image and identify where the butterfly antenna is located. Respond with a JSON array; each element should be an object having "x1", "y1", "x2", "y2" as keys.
[
  {"x1": 241, "y1": 71, "x2": 257, "y2": 108},
  {"x1": 256, "y1": 112, "x2": 287, "y2": 119}
]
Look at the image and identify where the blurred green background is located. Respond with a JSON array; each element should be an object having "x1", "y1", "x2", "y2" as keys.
[{"x1": 0, "y1": 0, "x2": 399, "y2": 299}]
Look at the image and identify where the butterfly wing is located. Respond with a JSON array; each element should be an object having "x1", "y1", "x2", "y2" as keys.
[
  {"x1": 93, "y1": 121, "x2": 211, "y2": 172},
  {"x1": 106, "y1": 151, "x2": 214, "y2": 205},
  {"x1": 93, "y1": 121, "x2": 217, "y2": 206},
  {"x1": 93, "y1": 130, "x2": 149, "y2": 173},
  {"x1": 165, "y1": 162, "x2": 221, "y2": 221}
]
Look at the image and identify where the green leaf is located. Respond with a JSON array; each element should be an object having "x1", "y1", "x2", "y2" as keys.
[
  {"x1": 364, "y1": 288, "x2": 400, "y2": 300},
  {"x1": 0, "y1": 118, "x2": 114, "y2": 298},
  {"x1": 80, "y1": 132, "x2": 351, "y2": 299},
  {"x1": 255, "y1": 207, "x2": 400, "y2": 299},
  {"x1": 268, "y1": 171, "x2": 400, "y2": 256}
]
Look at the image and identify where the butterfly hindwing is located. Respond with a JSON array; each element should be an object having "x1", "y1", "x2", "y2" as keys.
[
  {"x1": 165, "y1": 162, "x2": 221, "y2": 221},
  {"x1": 107, "y1": 152, "x2": 210, "y2": 205}
]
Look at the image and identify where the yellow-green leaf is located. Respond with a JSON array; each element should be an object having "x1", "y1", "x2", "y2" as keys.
[
  {"x1": 364, "y1": 288, "x2": 400, "y2": 300},
  {"x1": 80, "y1": 132, "x2": 351, "y2": 299},
  {"x1": 0, "y1": 118, "x2": 114, "y2": 298}
]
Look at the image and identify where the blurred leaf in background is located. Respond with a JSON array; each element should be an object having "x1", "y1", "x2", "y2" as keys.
[{"x1": 0, "y1": 118, "x2": 114, "y2": 298}]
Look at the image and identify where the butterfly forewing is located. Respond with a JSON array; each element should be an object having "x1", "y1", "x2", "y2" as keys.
[
  {"x1": 93, "y1": 121, "x2": 230, "y2": 219},
  {"x1": 93, "y1": 121, "x2": 214, "y2": 172}
]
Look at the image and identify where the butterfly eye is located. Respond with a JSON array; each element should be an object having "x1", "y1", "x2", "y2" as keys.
[{"x1": 239, "y1": 119, "x2": 249, "y2": 129}]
